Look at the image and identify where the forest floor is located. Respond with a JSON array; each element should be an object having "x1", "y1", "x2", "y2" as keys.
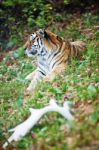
[{"x1": 0, "y1": 12, "x2": 99, "y2": 150}]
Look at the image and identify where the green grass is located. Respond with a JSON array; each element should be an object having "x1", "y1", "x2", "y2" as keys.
[{"x1": 0, "y1": 13, "x2": 99, "y2": 150}]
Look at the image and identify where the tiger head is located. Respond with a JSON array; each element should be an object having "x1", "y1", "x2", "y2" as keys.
[{"x1": 24, "y1": 29, "x2": 63, "y2": 57}]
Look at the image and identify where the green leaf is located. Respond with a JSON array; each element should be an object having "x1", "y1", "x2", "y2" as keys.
[
  {"x1": 13, "y1": 51, "x2": 19, "y2": 59},
  {"x1": 87, "y1": 85, "x2": 97, "y2": 98},
  {"x1": 13, "y1": 47, "x2": 25, "y2": 58},
  {"x1": 90, "y1": 111, "x2": 99, "y2": 123},
  {"x1": 16, "y1": 96, "x2": 23, "y2": 107}
]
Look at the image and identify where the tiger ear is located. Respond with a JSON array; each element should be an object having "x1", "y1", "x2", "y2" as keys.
[
  {"x1": 38, "y1": 29, "x2": 48, "y2": 38},
  {"x1": 38, "y1": 29, "x2": 44, "y2": 36}
]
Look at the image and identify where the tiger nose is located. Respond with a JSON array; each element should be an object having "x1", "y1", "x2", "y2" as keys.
[
  {"x1": 30, "y1": 50, "x2": 37, "y2": 55},
  {"x1": 41, "y1": 50, "x2": 44, "y2": 53}
]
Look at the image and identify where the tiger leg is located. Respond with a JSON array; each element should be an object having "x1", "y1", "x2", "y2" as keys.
[
  {"x1": 25, "y1": 71, "x2": 42, "y2": 95},
  {"x1": 45, "y1": 63, "x2": 66, "y2": 82},
  {"x1": 25, "y1": 70, "x2": 37, "y2": 81}
]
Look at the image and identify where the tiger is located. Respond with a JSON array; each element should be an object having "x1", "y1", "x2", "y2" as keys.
[{"x1": 24, "y1": 29, "x2": 86, "y2": 95}]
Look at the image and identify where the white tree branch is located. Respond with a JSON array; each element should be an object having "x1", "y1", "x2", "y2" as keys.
[{"x1": 3, "y1": 99, "x2": 74, "y2": 149}]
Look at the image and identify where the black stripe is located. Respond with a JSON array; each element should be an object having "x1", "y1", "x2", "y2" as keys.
[
  {"x1": 48, "y1": 51, "x2": 60, "y2": 64},
  {"x1": 37, "y1": 38, "x2": 40, "y2": 48},
  {"x1": 52, "y1": 52, "x2": 67, "y2": 69},
  {"x1": 40, "y1": 38, "x2": 43, "y2": 45},
  {"x1": 48, "y1": 43, "x2": 63, "y2": 63},
  {"x1": 38, "y1": 66, "x2": 46, "y2": 75},
  {"x1": 32, "y1": 35, "x2": 36, "y2": 41},
  {"x1": 72, "y1": 45, "x2": 77, "y2": 56},
  {"x1": 70, "y1": 45, "x2": 74, "y2": 56},
  {"x1": 39, "y1": 70, "x2": 46, "y2": 76},
  {"x1": 52, "y1": 58, "x2": 67, "y2": 69}
]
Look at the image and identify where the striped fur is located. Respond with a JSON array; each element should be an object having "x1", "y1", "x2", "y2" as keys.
[{"x1": 24, "y1": 29, "x2": 86, "y2": 95}]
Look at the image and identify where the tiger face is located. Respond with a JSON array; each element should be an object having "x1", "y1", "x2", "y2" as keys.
[
  {"x1": 25, "y1": 29, "x2": 49, "y2": 57},
  {"x1": 24, "y1": 29, "x2": 63, "y2": 58}
]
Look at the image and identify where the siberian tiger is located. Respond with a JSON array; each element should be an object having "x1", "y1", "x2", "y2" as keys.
[{"x1": 24, "y1": 29, "x2": 86, "y2": 95}]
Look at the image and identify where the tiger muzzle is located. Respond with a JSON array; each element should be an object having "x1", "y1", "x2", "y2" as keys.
[
  {"x1": 30, "y1": 49, "x2": 37, "y2": 55},
  {"x1": 25, "y1": 48, "x2": 37, "y2": 57}
]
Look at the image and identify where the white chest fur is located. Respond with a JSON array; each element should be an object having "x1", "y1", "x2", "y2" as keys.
[{"x1": 37, "y1": 49, "x2": 59, "y2": 74}]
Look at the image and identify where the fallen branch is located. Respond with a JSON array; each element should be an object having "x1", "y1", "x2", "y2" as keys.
[{"x1": 3, "y1": 99, "x2": 74, "y2": 149}]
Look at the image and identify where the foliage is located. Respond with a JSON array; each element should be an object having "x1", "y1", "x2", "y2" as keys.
[
  {"x1": 1, "y1": 0, "x2": 98, "y2": 51},
  {"x1": 0, "y1": 12, "x2": 99, "y2": 149},
  {"x1": 0, "y1": 0, "x2": 53, "y2": 50}
]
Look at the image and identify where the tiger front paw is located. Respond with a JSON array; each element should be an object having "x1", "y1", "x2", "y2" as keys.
[
  {"x1": 25, "y1": 75, "x2": 32, "y2": 81},
  {"x1": 44, "y1": 75, "x2": 54, "y2": 83},
  {"x1": 24, "y1": 87, "x2": 33, "y2": 96}
]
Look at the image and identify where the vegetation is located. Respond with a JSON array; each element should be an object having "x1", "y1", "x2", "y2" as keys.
[
  {"x1": 0, "y1": 0, "x2": 99, "y2": 150},
  {"x1": 0, "y1": 0, "x2": 98, "y2": 50}
]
